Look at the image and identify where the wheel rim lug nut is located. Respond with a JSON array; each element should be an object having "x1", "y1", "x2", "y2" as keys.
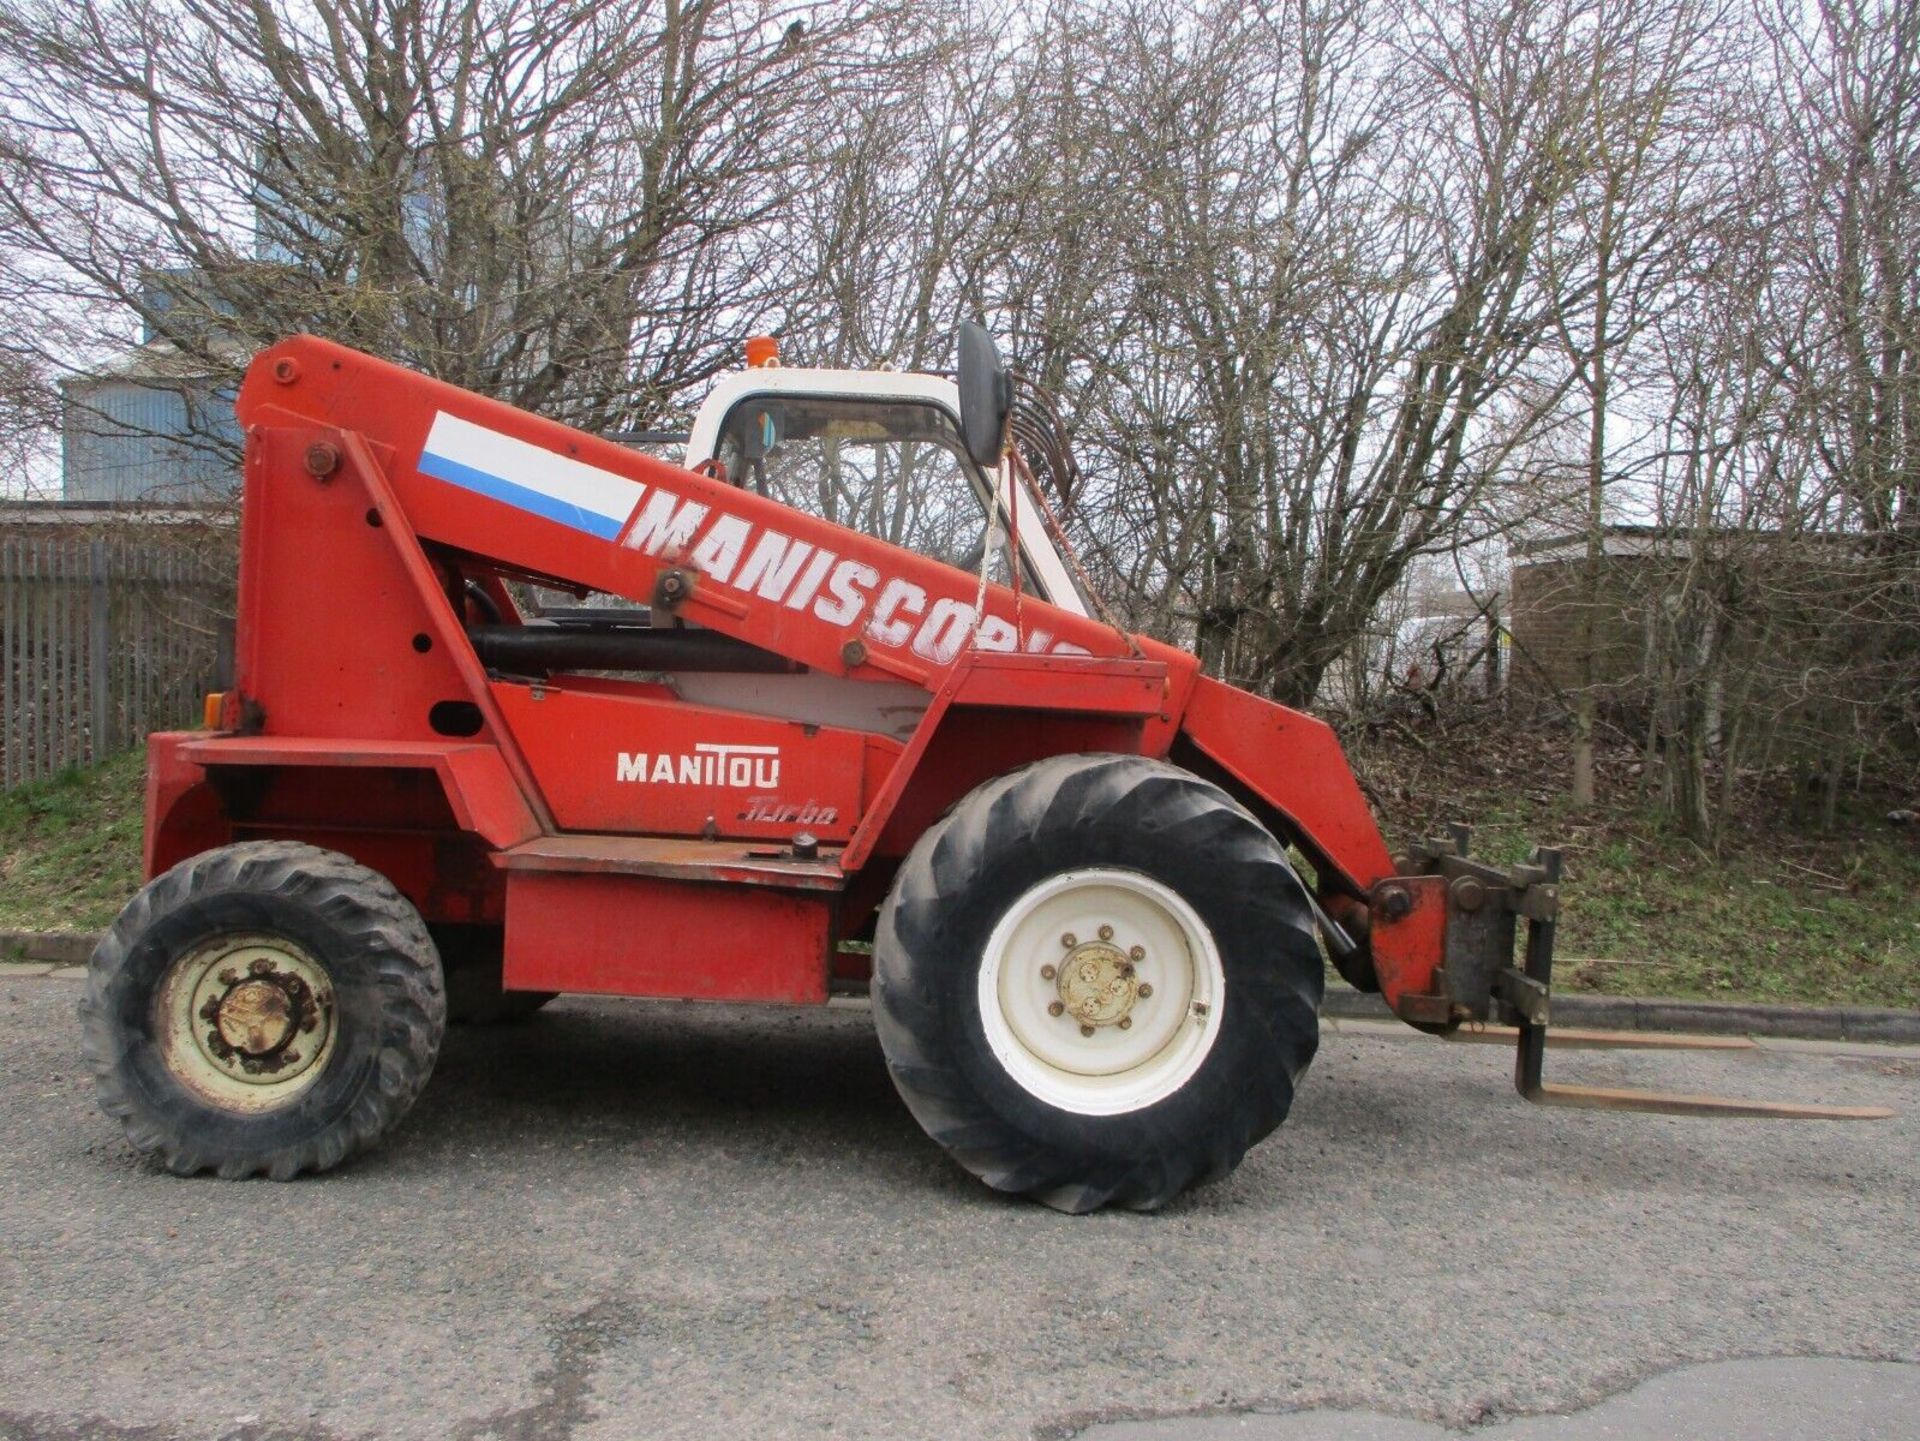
[
  {"x1": 1060, "y1": 933, "x2": 1076, "y2": 948},
  {"x1": 1098, "y1": 925, "x2": 1114, "y2": 941},
  {"x1": 1079, "y1": 1024, "x2": 1096, "y2": 1038},
  {"x1": 1048, "y1": 1001, "x2": 1065, "y2": 1017},
  {"x1": 1118, "y1": 1017, "x2": 1132, "y2": 1030},
  {"x1": 1040, "y1": 964, "x2": 1056, "y2": 981},
  {"x1": 1138, "y1": 983, "x2": 1153, "y2": 999},
  {"x1": 1129, "y1": 946, "x2": 1145, "y2": 961}
]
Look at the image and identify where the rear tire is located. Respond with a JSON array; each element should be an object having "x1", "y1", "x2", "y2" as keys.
[
  {"x1": 79, "y1": 841, "x2": 446, "y2": 1180},
  {"x1": 873, "y1": 754, "x2": 1322, "y2": 1213}
]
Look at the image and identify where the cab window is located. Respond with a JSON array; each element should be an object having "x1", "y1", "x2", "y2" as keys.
[{"x1": 717, "y1": 396, "x2": 1016, "y2": 582}]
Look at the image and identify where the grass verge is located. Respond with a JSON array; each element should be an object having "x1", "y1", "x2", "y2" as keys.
[
  {"x1": 1456, "y1": 796, "x2": 1920, "y2": 1009},
  {"x1": 1359, "y1": 723, "x2": 1920, "y2": 1010},
  {"x1": 0, "y1": 750, "x2": 145, "y2": 935}
]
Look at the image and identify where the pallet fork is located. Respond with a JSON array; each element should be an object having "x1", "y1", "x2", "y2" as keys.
[{"x1": 1383, "y1": 829, "x2": 1892, "y2": 1121}]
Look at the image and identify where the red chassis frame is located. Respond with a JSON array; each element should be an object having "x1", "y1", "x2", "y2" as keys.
[{"x1": 149, "y1": 336, "x2": 1467, "y2": 1016}]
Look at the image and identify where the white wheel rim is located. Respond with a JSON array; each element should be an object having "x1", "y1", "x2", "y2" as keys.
[
  {"x1": 976, "y1": 868, "x2": 1225, "y2": 1116},
  {"x1": 154, "y1": 933, "x2": 337, "y2": 1113}
]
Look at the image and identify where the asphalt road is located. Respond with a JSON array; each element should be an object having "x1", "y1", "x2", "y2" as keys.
[
  {"x1": 2, "y1": 972, "x2": 1916, "y2": 1440},
  {"x1": 1081, "y1": 1357, "x2": 1920, "y2": 1439}
]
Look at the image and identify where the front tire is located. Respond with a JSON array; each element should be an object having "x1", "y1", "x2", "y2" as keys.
[
  {"x1": 873, "y1": 754, "x2": 1322, "y2": 1213},
  {"x1": 79, "y1": 841, "x2": 446, "y2": 1180}
]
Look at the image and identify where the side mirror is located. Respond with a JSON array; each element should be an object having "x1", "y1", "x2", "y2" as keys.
[{"x1": 956, "y1": 321, "x2": 1013, "y2": 469}]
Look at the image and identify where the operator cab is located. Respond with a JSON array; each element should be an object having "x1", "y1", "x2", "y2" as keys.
[{"x1": 681, "y1": 350, "x2": 1090, "y2": 618}]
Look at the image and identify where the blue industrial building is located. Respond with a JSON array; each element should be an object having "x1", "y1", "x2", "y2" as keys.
[{"x1": 58, "y1": 276, "x2": 242, "y2": 504}]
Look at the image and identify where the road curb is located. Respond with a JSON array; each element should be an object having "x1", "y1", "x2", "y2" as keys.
[
  {"x1": 0, "y1": 929, "x2": 97, "y2": 967},
  {"x1": 1320, "y1": 984, "x2": 1920, "y2": 1045}
]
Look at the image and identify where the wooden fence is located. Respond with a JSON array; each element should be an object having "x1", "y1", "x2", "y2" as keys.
[{"x1": 1, "y1": 536, "x2": 233, "y2": 789}]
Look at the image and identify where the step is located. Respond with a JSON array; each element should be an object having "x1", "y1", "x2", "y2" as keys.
[{"x1": 497, "y1": 833, "x2": 845, "y2": 891}]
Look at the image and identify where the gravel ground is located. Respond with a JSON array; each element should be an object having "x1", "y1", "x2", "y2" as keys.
[{"x1": 1, "y1": 975, "x2": 1916, "y2": 1440}]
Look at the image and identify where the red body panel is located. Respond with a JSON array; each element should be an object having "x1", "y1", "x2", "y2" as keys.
[
  {"x1": 145, "y1": 734, "x2": 224, "y2": 877},
  {"x1": 487, "y1": 682, "x2": 889, "y2": 841},
  {"x1": 503, "y1": 871, "x2": 831, "y2": 1003},
  {"x1": 1367, "y1": 877, "x2": 1450, "y2": 1014},
  {"x1": 1175, "y1": 676, "x2": 1398, "y2": 893},
  {"x1": 174, "y1": 736, "x2": 541, "y2": 849},
  {"x1": 844, "y1": 650, "x2": 1161, "y2": 871},
  {"x1": 946, "y1": 652, "x2": 1169, "y2": 715},
  {"x1": 145, "y1": 338, "x2": 1426, "y2": 1005}
]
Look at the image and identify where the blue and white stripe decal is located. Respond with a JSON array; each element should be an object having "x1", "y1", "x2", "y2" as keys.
[{"x1": 418, "y1": 412, "x2": 639, "y2": 540}]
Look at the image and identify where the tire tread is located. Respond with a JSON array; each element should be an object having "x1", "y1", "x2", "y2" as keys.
[
  {"x1": 78, "y1": 841, "x2": 445, "y2": 1180},
  {"x1": 873, "y1": 753, "x2": 1321, "y2": 1213}
]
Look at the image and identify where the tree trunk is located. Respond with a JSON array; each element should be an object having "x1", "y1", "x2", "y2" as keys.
[{"x1": 1572, "y1": 222, "x2": 1613, "y2": 808}]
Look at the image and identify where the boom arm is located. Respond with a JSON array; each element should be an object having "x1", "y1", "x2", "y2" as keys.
[{"x1": 241, "y1": 341, "x2": 1125, "y2": 690}]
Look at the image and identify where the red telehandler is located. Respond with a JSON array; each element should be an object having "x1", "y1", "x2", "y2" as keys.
[{"x1": 79, "y1": 326, "x2": 1887, "y2": 1212}]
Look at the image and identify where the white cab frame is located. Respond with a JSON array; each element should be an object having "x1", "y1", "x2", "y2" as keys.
[{"x1": 683, "y1": 367, "x2": 1089, "y2": 618}]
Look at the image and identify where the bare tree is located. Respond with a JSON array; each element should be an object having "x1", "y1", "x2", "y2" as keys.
[
  {"x1": 0, "y1": 337, "x2": 56, "y2": 495},
  {"x1": 0, "y1": 0, "x2": 904, "y2": 459},
  {"x1": 2, "y1": 0, "x2": 1906, "y2": 809},
  {"x1": 790, "y1": 2, "x2": 1020, "y2": 372},
  {"x1": 1535, "y1": 0, "x2": 1735, "y2": 805},
  {"x1": 1596, "y1": 0, "x2": 1920, "y2": 841},
  {"x1": 1767, "y1": 0, "x2": 1920, "y2": 797},
  {"x1": 1004, "y1": 0, "x2": 1616, "y2": 705}
]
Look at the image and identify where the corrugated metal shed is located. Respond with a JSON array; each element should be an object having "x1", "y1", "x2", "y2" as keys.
[{"x1": 60, "y1": 344, "x2": 241, "y2": 504}]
